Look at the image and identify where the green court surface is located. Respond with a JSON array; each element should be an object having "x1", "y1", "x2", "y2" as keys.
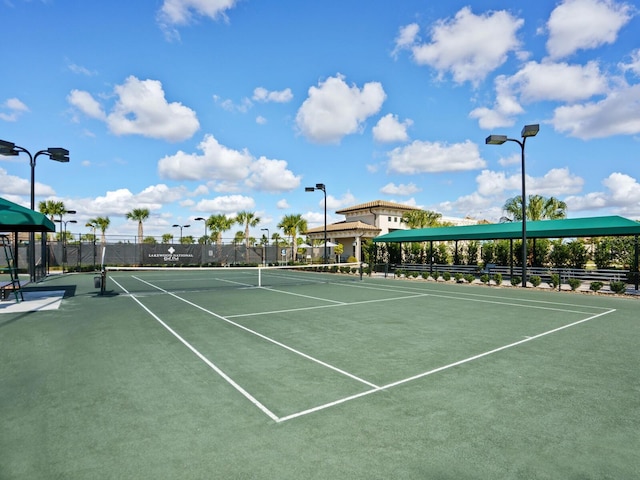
[{"x1": 1, "y1": 271, "x2": 639, "y2": 479}]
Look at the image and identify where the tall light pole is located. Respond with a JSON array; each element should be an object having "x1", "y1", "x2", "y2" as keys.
[
  {"x1": 194, "y1": 217, "x2": 207, "y2": 244},
  {"x1": 0, "y1": 139, "x2": 70, "y2": 282},
  {"x1": 261, "y1": 228, "x2": 269, "y2": 266},
  {"x1": 486, "y1": 124, "x2": 539, "y2": 287},
  {"x1": 55, "y1": 218, "x2": 77, "y2": 273},
  {"x1": 305, "y1": 183, "x2": 327, "y2": 263},
  {"x1": 172, "y1": 224, "x2": 190, "y2": 243}
]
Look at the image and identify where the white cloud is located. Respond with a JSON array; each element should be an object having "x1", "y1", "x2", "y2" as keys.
[
  {"x1": 325, "y1": 192, "x2": 357, "y2": 210},
  {"x1": 469, "y1": 61, "x2": 609, "y2": 129},
  {"x1": 108, "y1": 76, "x2": 200, "y2": 141},
  {"x1": 256, "y1": 116, "x2": 267, "y2": 125},
  {"x1": 295, "y1": 74, "x2": 386, "y2": 144},
  {"x1": 68, "y1": 90, "x2": 106, "y2": 120},
  {"x1": 380, "y1": 182, "x2": 421, "y2": 196},
  {"x1": 159, "y1": 134, "x2": 300, "y2": 193},
  {"x1": 565, "y1": 172, "x2": 640, "y2": 215},
  {"x1": 276, "y1": 199, "x2": 290, "y2": 209},
  {"x1": 620, "y1": 49, "x2": 640, "y2": 76},
  {"x1": 476, "y1": 167, "x2": 584, "y2": 197},
  {"x1": 387, "y1": 140, "x2": 485, "y2": 174},
  {"x1": 551, "y1": 84, "x2": 640, "y2": 139},
  {"x1": 86, "y1": 184, "x2": 187, "y2": 216},
  {"x1": 0, "y1": 97, "x2": 29, "y2": 122},
  {"x1": 158, "y1": 134, "x2": 252, "y2": 182},
  {"x1": 214, "y1": 94, "x2": 253, "y2": 113},
  {"x1": 253, "y1": 87, "x2": 293, "y2": 103},
  {"x1": 68, "y1": 76, "x2": 199, "y2": 141},
  {"x1": 546, "y1": 0, "x2": 633, "y2": 59},
  {"x1": 245, "y1": 157, "x2": 302, "y2": 192},
  {"x1": 509, "y1": 61, "x2": 609, "y2": 103},
  {"x1": 157, "y1": 0, "x2": 238, "y2": 39},
  {"x1": 159, "y1": 0, "x2": 237, "y2": 25},
  {"x1": 372, "y1": 113, "x2": 412, "y2": 143},
  {"x1": 0, "y1": 167, "x2": 55, "y2": 197},
  {"x1": 392, "y1": 23, "x2": 420, "y2": 57},
  {"x1": 410, "y1": 7, "x2": 523, "y2": 85},
  {"x1": 195, "y1": 195, "x2": 255, "y2": 214}
]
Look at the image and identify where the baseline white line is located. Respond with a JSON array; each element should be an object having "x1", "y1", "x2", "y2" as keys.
[
  {"x1": 277, "y1": 308, "x2": 616, "y2": 422},
  {"x1": 132, "y1": 275, "x2": 380, "y2": 389},
  {"x1": 110, "y1": 277, "x2": 279, "y2": 422}
]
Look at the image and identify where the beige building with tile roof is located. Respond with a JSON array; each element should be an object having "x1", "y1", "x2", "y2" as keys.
[{"x1": 304, "y1": 200, "x2": 421, "y2": 262}]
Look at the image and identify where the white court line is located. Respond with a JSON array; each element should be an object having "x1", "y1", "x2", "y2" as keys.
[
  {"x1": 109, "y1": 276, "x2": 280, "y2": 422},
  {"x1": 339, "y1": 281, "x2": 603, "y2": 315},
  {"x1": 227, "y1": 292, "x2": 430, "y2": 318},
  {"x1": 355, "y1": 280, "x2": 614, "y2": 311},
  {"x1": 130, "y1": 275, "x2": 381, "y2": 391},
  {"x1": 277, "y1": 308, "x2": 616, "y2": 422}
]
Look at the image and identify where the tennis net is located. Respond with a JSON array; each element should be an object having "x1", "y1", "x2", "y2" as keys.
[{"x1": 104, "y1": 262, "x2": 363, "y2": 294}]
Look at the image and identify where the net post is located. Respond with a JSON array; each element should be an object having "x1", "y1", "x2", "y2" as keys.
[{"x1": 359, "y1": 262, "x2": 363, "y2": 281}]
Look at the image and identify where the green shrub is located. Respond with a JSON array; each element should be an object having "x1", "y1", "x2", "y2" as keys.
[
  {"x1": 511, "y1": 276, "x2": 522, "y2": 286},
  {"x1": 530, "y1": 275, "x2": 541, "y2": 287},
  {"x1": 492, "y1": 272, "x2": 502, "y2": 286},
  {"x1": 330, "y1": 265, "x2": 339, "y2": 273},
  {"x1": 589, "y1": 281, "x2": 603, "y2": 292},
  {"x1": 568, "y1": 278, "x2": 581, "y2": 291},
  {"x1": 351, "y1": 267, "x2": 359, "y2": 274},
  {"x1": 442, "y1": 271, "x2": 451, "y2": 281},
  {"x1": 346, "y1": 256, "x2": 357, "y2": 263},
  {"x1": 422, "y1": 272, "x2": 429, "y2": 280},
  {"x1": 410, "y1": 271, "x2": 419, "y2": 278},
  {"x1": 464, "y1": 273, "x2": 475, "y2": 283},
  {"x1": 480, "y1": 273, "x2": 489, "y2": 284},
  {"x1": 454, "y1": 272, "x2": 463, "y2": 282},
  {"x1": 609, "y1": 280, "x2": 626, "y2": 294},
  {"x1": 550, "y1": 273, "x2": 560, "y2": 288},
  {"x1": 395, "y1": 269, "x2": 403, "y2": 277}
]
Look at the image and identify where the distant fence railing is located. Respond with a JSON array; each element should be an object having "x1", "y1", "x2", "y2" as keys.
[{"x1": 377, "y1": 263, "x2": 637, "y2": 287}]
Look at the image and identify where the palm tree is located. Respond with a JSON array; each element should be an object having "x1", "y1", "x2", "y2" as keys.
[
  {"x1": 39, "y1": 200, "x2": 66, "y2": 240},
  {"x1": 502, "y1": 195, "x2": 567, "y2": 222},
  {"x1": 126, "y1": 208, "x2": 149, "y2": 244},
  {"x1": 236, "y1": 211, "x2": 261, "y2": 262},
  {"x1": 93, "y1": 216, "x2": 110, "y2": 244},
  {"x1": 401, "y1": 209, "x2": 443, "y2": 229},
  {"x1": 278, "y1": 214, "x2": 307, "y2": 262},
  {"x1": 207, "y1": 214, "x2": 235, "y2": 248}
]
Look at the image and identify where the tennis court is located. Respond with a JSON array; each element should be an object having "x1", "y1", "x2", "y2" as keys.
[{"x1": 1, "y1": 268, "x2": 639, "y2": 479}]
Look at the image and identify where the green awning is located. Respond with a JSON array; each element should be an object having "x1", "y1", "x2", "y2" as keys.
[
  {"x1": 0, "y1": 197, "x2": 56, "y2": 232},
  {"x1": 373, "y1": 216, "x2": 640, "y2": 243}
]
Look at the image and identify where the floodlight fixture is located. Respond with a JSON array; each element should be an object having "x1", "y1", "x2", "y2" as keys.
[
  {"x1": 521, "y1": 124, "x2": 540, "y2": 138},
  {"x1": 485, "y1": 135, "x2": 507, "y2": 145}
]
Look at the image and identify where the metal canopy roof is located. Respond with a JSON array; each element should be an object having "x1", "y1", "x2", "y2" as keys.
[
  {"x1": 373, "y1": 216, "x2": 640, "y2": 243},
  {"x1": 0, "y1": 197, "x2": 56, "y2": 233}
]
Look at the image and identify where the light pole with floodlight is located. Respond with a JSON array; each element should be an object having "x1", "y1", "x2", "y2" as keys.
[
  {"x1": 261, "y1": 228, "x2": 269, "y2": 265},
  {"x1": 305, "y1": 183, "x2": 327, "y2": 263},
  {"x1": 172, "y1": 224, "x2": 190, "y2": 243},
  {"x1": 485, "y1": 124, "x2": 539, "y2": 287},
  {"x1": 194, "y1": 217, "x2": 207, "y2": 244},
  {"x1": 0, "y1": 139, "x2": 70, "y2": 282}
]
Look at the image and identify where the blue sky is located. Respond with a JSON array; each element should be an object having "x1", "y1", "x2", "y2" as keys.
[{"x1": 1, "y1": 0, "x2": 640, "y2": 241}]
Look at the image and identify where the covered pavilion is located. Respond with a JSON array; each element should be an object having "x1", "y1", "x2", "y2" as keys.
[{"x1": 373, "y1": 216, "x2": 640, "y2": 288}]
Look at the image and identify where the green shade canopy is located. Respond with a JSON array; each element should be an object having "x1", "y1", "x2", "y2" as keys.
[
  {"x1": 373, "y1": 216, "x2": 640, "y2": 243},
  {"x1": 0, "y1": 197, "x2": 56, "y2": 232}
]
